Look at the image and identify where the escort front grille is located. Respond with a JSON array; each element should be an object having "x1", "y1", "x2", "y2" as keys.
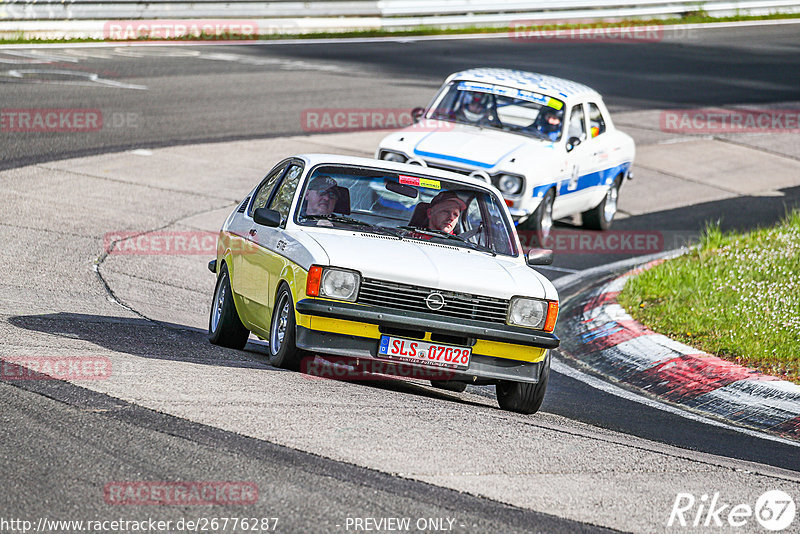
[{"x1": 358, "y1": 278, "x2": 509, "y2": 324}]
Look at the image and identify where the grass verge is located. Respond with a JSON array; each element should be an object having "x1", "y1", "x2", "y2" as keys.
[
  {"x1": 618, "y1": 212, "x2": 800, "y2": 383},
  {"x1": 1, "y1": 12, "x2": 799, "y2": 45}
]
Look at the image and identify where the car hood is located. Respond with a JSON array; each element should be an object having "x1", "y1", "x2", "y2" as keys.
[
  {"x1": 412, "y1": 124, "x2": 551, "y2": 170},
  {"x1": 303, "y1": 229, "x2": 549, "y2": 300}
]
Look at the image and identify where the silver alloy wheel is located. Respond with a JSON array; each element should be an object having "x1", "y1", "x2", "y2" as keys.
[
  {"x1": 211, "y1": 273, "x2": 226, "y2": 333},
  {"x1": 603, "y1": 184, "x2": 619, "y2": 223},
  {"x1": 271, "y1": 294, "x2": 290, "y2": 355}
]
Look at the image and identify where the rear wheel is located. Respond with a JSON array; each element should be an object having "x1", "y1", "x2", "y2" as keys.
[
  {"x1": 268, "y1": 284, "x2": 304, "y2": 370},
  {"x1": 208, "y1": 263, "x2": 250, "y2": 350},
  {"x1": 495, "y1": 352, "x2": 550, "y2": 414},
  {"x1": 583, "y1": 176, "x2": 621, "y2": 230}
]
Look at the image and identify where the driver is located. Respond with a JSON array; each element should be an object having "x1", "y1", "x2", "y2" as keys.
[
  {"x1": 456, "y1": 91, "x2": 496, "y2": 125},
  {"x1": 303, "y1": 175, "x2": 338, "y2": 216},
  {"x1": 534, "y1": 107, "x2": 563, "y2": 141},
  {"x1": 426, "y1": 191, "x2": 467, "y2": 234}
]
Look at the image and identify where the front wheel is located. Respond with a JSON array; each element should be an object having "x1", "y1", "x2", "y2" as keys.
[
  {"x1": 208, "y1": 263, "x2": 250, "y2": 350},
  {"x1": 495, "y1": 352, "x2": 550, "y2": 414},
  {"x1": 518, "y1": 189, "x2": 554, "y2": 245},
  {"x1": 268, "y1": 284, "x2": 304, "y2": 370},
  {"x1": 582, "y1": 176, "x2": 621, "y2": 230}
]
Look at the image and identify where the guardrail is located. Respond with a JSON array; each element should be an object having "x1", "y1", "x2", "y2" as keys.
[{"x1": 1, "y1": 0, "x2": 799, "y2": 39}]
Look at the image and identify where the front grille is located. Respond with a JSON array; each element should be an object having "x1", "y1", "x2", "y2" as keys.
[
  {"x1": 425, "y1": 163, "x2": 472, "y2": 176},
  {"x1": 358, "y1": 278, "x2": 509, "y2": 324}
]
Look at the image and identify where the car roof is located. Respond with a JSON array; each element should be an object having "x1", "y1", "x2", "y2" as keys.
[
  {"x1": 446, "y1": 68, "x2": 600, "y2": 100},
  {"x1": 294, "y1": 154, "x2": 499, "y2": 190}
]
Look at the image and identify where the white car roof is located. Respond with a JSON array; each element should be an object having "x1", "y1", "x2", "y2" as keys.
[
  {"x1": 446, "y1": 68, "x2": 600, "y2": 101},
  {"x1": 294, "y1": 153, "x2": 499, "y2": 190}
]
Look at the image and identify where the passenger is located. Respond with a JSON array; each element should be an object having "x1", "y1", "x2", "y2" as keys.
[
  {"x1": 426, "y1": 191, "x2": 467, "y2": 234},
  {"x1": 303, "y1": 175, "x2": 338, "y2": 216}
]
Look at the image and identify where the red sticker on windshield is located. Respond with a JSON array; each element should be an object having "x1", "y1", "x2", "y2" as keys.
[{"x1": 399, "y1": 175, "x2": 420, "y2": 186}]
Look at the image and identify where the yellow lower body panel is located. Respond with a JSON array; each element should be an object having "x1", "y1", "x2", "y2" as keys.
[{"x1": 299, "y1": 314, "x2": 546, "y2": 363}]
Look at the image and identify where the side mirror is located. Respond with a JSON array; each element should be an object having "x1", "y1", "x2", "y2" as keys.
[
  {"x1": 526, "y1": 248, "x2": 554, "y2": 266},
  {"x1": 411, "y1": 107, "x2": 425, "y2": 123},
  {"x1": 253, "y1": 207, "x2": 281, "y2": 227},
  {"x1": 566, "y1": 136, "x2": 581, "y2": 152}
]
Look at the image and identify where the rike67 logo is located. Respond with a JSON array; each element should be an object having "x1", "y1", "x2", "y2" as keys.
[{"x1": 668, "y1": 490, "x2": 796, "y2": 531}]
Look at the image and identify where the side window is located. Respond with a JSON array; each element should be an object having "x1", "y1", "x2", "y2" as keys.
[
  {"x1": 567, "y1": 104, "x2": 586, "y2": 141},
  {"x1": 269, "y1": 165, "x2": 303, "y2": 223},
  {"x1": 588, "y1": 103, "x2": 606, "y2": 138},
  {"x1": 249, "y1": 162, "x2": 288, "y2": 216}
]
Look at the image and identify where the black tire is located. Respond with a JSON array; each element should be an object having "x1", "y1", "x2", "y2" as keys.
[
  {"x1": 268, "y1": 284, "x2": 304, "y2": 370},
  {"x1": 208, "y1": 263, "x2": 250, "y2": 350},
  {"x1": 519, "y1": 189, "x2": 554, "y2": 245},
  {"x1": 430, "y1": 380, "x2": 468, "y2": 393},
  {"x1": 582, "y1": 176, "x2": 622, "y2": 231},
  {"x1": 495, "y1": 352, "x2": 550, "y2": 414}
]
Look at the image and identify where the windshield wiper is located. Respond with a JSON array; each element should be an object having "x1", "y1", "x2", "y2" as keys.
[
  {"x1": 399, "y1": 225, "x2": 496, "y2": 256},
  {"x1": 303, "y1": 215, "x2": 403, "y2": 239}
]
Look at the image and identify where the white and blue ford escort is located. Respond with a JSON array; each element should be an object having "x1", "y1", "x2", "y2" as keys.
[{"x1": 377, "y1": 68, "x2": 635, "y2": 237}]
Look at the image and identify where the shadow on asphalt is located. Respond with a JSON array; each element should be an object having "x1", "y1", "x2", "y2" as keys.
[{"x1": 5, "y1": 312, "x2": 487, "y2": 408}]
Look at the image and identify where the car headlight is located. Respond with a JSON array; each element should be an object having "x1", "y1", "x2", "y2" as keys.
[
  {"x1": 306, "y1": 266, "x2": 361, "y2": 302},
  {"x1": 380, "y1": 151, "x2": 407, "y2": 163},
  {"x1": 496, "y1": 174, "x2": 524, "y2": 195},
  {"x1": 507, "y1": 297, "x2": 559, "y2": 332}
]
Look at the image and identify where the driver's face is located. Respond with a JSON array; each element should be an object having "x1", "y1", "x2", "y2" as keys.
[
  {"x1": 547, "y1": 115, "x2": 561, "y2": 126},
  {"x1": 427, "y1": 200, "x2": 462, "y2": 233},
  {"x1": 306, "y1": 188, "x2": 336, "y2": 216}
]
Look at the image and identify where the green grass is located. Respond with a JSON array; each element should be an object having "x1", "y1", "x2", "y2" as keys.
[
  {"x1": 618, "y1": 212, "x2": 800, "y2": 382},
  {"x1": 1, "y1": 12, "x2": 799, "y2": 45}
]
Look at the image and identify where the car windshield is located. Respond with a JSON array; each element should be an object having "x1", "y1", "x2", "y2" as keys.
[
  {"x1": 295, "y1": 165, "x2": 518, "y2": 257},
  {"x1": 428, "y1": 81, "x2": 566, "y2": 141}
]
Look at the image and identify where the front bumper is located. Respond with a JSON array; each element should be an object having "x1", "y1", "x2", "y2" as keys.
[{"x1": 294, "y1": 298, "x2": 558, "y2": 384}]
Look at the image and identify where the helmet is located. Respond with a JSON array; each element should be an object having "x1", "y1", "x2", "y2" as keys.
[
  {"x1": 459, "y1": 91, "x2": 493, "y2": 122},
  {"x1": 536, "y1": 107, "x2": 562, "y2": 134}
]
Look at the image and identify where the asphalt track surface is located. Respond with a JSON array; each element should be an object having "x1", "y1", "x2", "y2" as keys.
[{"x1": 2, "y1": 23, "x2": 800, "y2": 533}]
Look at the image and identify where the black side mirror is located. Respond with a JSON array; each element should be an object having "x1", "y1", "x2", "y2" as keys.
[
  {"x1": 411, "y1": 107, "x2": 425, "y2": 123},
  {"x1": 566, "y1": 137, "x2": 582, "y2": 152},
  {"x1": 526, "y1": 248, "x2": 554, "y2": 266},
  {"x1": 253, "y1": 207, "x2": 281, "y2": 227}
]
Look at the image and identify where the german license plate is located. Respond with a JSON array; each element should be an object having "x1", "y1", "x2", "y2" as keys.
[{"x1": 377, "y1": 335, "x2": 471, "y2": 369}]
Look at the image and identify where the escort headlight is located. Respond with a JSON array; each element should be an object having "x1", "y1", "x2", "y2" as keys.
[
  {"x1": 496, "y1": 174, "x2": 524, "y2": 195},
  {"x1": 380, "y1": 151, "x2": 407, "y2": 164},
  {"x1": 319, "y1": 267, "x2": 361, "y2": 302},
  {"x1": 507, "y1": 297, "x2": 558, "y2": 331}
]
